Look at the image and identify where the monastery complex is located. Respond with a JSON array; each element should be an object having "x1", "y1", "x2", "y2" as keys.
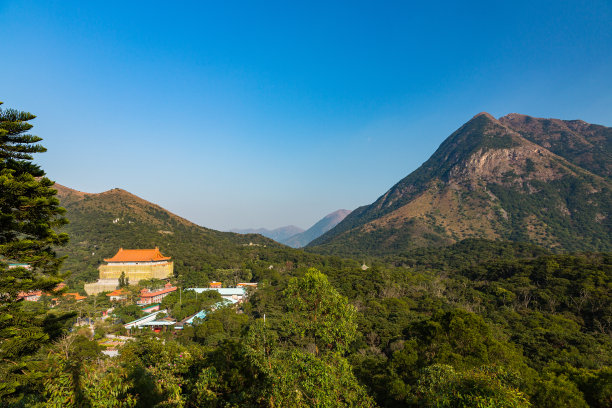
[{"x1": 84, "y1": 247, "x2": 173, "y2": 295}]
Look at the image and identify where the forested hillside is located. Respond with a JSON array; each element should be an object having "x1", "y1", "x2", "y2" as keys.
[
  {"x1": 54, "y1": 184, "x2": 285, "y2": 285},
  {"x1": 15, "y1": 239, "x2": 611, "y2": 407}
]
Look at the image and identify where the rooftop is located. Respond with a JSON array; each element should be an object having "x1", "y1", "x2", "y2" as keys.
[
  {"x1": 104, "y1": 247, "x2": 171, "y2": 263},
  {"x1": 64, "y1": 292, "x2": 87, "y2": 301},
  {"x1": 186, "y1": 287, "x2": 245, "y2": 296},
  {"x1": 124, "y1": 309, "x2": 168, "y2": 328},
  {"x1": 139, "y1": 282, "x2": 177, "y2": 298},
  {"x1": 106, "y1": 288, "x2": 128, "y2": 297}
]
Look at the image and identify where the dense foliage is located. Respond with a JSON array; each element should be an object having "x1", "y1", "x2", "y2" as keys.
[
  {"x1": 0, "y1": 102, "x2": 72, "y2": 400},
  {"x1": 5, "y1": 239, "x2": 610, "y2": 407}
]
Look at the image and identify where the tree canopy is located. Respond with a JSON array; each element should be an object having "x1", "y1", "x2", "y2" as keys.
[{"x1": 0, "y1": 101, "x2": 70, "y2": 400}]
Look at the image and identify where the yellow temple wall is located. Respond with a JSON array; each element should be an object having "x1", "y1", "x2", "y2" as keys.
[
  {"x1": 98, "y1": 262, "x2": 174, "y2": 281},
  {"x1": 84, "y1": 279, "x2": 120, "y2": 295}
]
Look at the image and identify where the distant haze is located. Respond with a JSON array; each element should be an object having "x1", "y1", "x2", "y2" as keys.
[
  {"x1": 232, "y1": 209, "x2": 352, "y2": 248},
  {"x1": 284, "y1": 210, "x2": 352, "y2": 248},
  {"x1": 230, "y1": 226, "x2": 305, "y2": 243}
]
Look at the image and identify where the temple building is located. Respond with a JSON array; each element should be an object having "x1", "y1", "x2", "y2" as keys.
[
  {"x1": 84, "y1": 247, "x2": 174, "y2": 295},
  {"x1": 99, "y1": 247, "x2": 173, "y2": 281}
]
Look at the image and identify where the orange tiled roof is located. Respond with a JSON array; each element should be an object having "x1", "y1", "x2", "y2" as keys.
[
  {"x1": 64, "y1": 292, "x2": 87, "y2": 301},
  {"x1": 106, "y1": 289, "x2": 128, "y2": 297},
  {"x1": 104, "y1": 247, "x2": 171, "y2": 263},
  {"x1": 17, "y1": 290, "x2": 43, "y2": 299},
  {"x1": 53, "y1": 282, "x2": 67, "y2": 292}
]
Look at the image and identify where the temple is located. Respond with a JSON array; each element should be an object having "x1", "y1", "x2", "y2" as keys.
[{"x1": 84, "y1": 247, "x2": 174, "y2": 295}]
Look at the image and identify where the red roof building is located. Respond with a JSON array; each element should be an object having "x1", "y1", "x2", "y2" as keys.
[
  {"x1": 17, "y1": 290, "x2": 43, "y2": 302},
  {"x1": 16, "y1": 282, "x2": 71, "y2": 302},
  {"x1": 137, "y1": 282, "x2": 177, "y2": 305}
]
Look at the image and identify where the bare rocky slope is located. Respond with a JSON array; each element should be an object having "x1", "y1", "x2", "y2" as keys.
[{"x1": 308, "y1": 112, "x2": 611, "y2": 256}]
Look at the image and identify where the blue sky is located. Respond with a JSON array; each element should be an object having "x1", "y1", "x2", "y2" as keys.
[{"x1": 2, "y1": 1, "x2": 611, "y2": 230}]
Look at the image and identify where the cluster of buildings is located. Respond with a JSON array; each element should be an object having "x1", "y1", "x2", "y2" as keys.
[
  {"x1": 16, "y1": 281, "x2": 87, "y2": 304},
  {"x1": 122, "y1": 283, "x2": 251, "y2": 332},
  {"x1": 11, "y1": 247, "x2": 259, "y2": 359},
  {"x1": 14, "y1": 247, "x2": 257, "y2": 337}
]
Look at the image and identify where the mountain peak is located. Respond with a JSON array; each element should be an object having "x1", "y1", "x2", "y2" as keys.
[
  {"x1": 472, "y1": 111, "x2": 496, "y2": 121},
  {"x1": 101, "y1": 188, "x2": 131, "y2": 195}
]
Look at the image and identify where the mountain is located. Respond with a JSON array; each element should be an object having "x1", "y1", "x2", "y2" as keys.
[
  {"x1": 231, "y1": 210, "x2": 351, "y2": 248},
  {"x1": 284, "y1": 209, "x2": 352, "y2": 248},
  {"x1": 230, "y1": 225, "x2": 305, "y2": 243},
  {"x1": 53, "y1": 184, "x2": 280, "y2": 284},
  {"x1": 308, "y1": 112, "x2": 611, "y2": 256}
]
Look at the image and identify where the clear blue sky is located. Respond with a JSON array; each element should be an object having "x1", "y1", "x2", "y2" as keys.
[{"x1": 2, "y1": 1, "x2": 611, "y2": 230}]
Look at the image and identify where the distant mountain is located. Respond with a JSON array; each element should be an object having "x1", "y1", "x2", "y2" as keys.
[
  {"x1": 231, "y1": 210, "x2": 351, "y2": 248},
  {"x1": 284, "y1": 210, "x2": 352, "y2": 248},
  {"x1": 54, "y1": 184, "x2": 280, "y2": 283},
  {"x1": 230, "y1": 226, "x2": 304, "y2": 243},
  {"x1": 308, "y1": 112, "x2": 611, "y2": 256}
]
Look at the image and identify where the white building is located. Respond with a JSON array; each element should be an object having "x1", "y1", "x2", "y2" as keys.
[{"x1": 186, "y1": 287, "x2": 246, "y2": 303}]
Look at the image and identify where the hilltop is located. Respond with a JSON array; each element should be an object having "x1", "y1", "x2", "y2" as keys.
[
  {"x1": 308, "y1": 112, "x2": 611, "y2": 256},
  {"x1": 54, "y1": 184, "x2": 282, "y2": 284}
]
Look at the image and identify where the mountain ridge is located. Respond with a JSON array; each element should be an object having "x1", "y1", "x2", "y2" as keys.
[
  {"x1": 498, "y1": 113, "x2": 612, "y2": 178},
  {"x1": 308, "y1": 112, "x2": 611, "y2": 256}
]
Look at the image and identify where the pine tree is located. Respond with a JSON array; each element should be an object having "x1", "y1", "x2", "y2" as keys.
[
  {"x1": 119, "y1": 271, "x2": 129, "y2": 288},
  {"x1": 0, "y1": 101, "x2": 70, "y2": 400}
]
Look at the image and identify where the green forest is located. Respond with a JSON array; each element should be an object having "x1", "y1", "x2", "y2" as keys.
[{"x1": 1, "y1": 102, "x2": 611, "y2": 407}]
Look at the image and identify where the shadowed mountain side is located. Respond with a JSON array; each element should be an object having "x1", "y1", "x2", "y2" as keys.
[
  {"x1": 308, "y1": 112, "x2": 611, "y2": 256},
  {"x1": 284, "y1": 209, "x2": 352, "y2": 248}
]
